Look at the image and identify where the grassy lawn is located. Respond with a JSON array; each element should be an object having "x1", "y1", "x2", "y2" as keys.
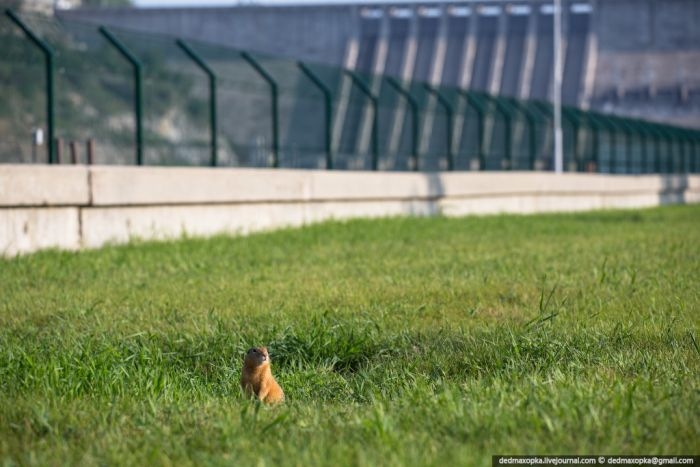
[{"x1": 1, "y1": 205, "x2": 699, "y2": 465}]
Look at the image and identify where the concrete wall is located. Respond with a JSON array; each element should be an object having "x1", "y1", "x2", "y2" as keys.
[
  {"x1": 57, "y1": 1, "x2": 591, "y2": 105},
  {"x1": 59, "y1": 4, "x2": 358, "y2": 67},
  {"x1": 592, "y1": 0, "x2": 700, "y2": 127},
  {"x1": 1, "y1": 165, "x2": 699, "y2": 256}
]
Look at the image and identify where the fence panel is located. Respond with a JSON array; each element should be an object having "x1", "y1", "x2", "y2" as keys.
[{"x1": 2, "y1": 11, "x2": 699, "y2": 172}]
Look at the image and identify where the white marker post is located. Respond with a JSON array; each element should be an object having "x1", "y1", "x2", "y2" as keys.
[{"x1": 553, "y1": 0, "x2": 564, "y2": 173}]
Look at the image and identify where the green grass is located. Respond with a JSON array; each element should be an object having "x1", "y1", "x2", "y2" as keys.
[{"x1": 1, "y1": 205, "x2": 699, "y2": 466}]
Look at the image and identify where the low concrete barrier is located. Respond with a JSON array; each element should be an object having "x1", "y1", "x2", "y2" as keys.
[
  {"x1": 0, "y1": 165, "x2": 89, "y2": 207},
  {"x1": 1, "y1": 165, "x2": 698, "y2": 256}
]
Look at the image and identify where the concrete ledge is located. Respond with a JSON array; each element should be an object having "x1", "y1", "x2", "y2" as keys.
[
  {"x1": 89, "y1": 166, "x2": 441, "y2": 205},
  {"x1": 80, "y1": 200, "x2": 437, "y2": 248},
  {"x1": 0, "y1": 207, "x2": 81, "y2": 256},
  {"x1": 90, "y1": 166, "x2": 310, "y2": 205},
  {"x1": 687, "y1": 176, "x2": 700, "y2": 191},
  {"x1": 0, "y1": 165, "x2": 89, "y2": 207},
  {"x1": 440, "y1": 193, "x2": 662, "y2": 217},
  {"x1": 1, "y1": 165, "x2": 699, "y2": 256},
  {"x1": 88, "y1": 167, "x2": 698, "y2": 206},
  {"x1": 439, "y1": 172, "x2": 692, "y2": 197}
]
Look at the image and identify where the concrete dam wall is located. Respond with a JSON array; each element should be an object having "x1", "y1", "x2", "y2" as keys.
[{"x1": 57, "y1": 0, "x2": 700, "y2": 129}]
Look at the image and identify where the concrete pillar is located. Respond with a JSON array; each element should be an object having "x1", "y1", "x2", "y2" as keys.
[
  {"x1": 580, "y1": 0, "x2": 599, "y2": 109},
  {"x1": 428, "y1": 8, "x2": 449, "y2": 86},
  {"x1": 331, "y1": 7, "x2": 361, "y2": 155},
  {"x1": 387, "y1": 9, "x2": 419, "y2": 158},
  {"x1": 419, "y1": 8, "x2": 450, "y2": 159},
  {"x1": 489, "y1": 7, "x2": 509, "y2": 95},
  {"x1": 519, "y1": 6, "x2": 538, "y2": 99},
  {"x1": 452, "y1": 7, "x2": 477, "y2": 163},
  {"x1": 372, "y1": 11, "x2": 391, "y2": 77},
  {"x1": 357, "y1": 8, "x2": 390, "y2": 156},
  {"x1": 461, "y1": 8, "x2": 480, "y2": 89},
  {"x1": 401, "y1": 9, "x2": 420, "y2": 82}
]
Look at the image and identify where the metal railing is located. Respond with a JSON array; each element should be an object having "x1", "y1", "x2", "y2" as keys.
[{"x1": 1, "y1": 10, "x2": 699, "y2": 173}]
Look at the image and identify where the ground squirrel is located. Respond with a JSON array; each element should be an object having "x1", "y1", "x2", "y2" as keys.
[{"x1": 240, "y1": 346, "x2": 284, "y2": 404}]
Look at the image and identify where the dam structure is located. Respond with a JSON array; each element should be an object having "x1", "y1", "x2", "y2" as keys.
[
  {"x1": 58, "y1": 0, "x2": 700, "y2": 130},
  {"x1": 3, "y1": 1, "x2": 699, "y2": 170}
]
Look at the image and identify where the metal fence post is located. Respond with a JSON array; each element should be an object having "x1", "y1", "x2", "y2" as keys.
[
  {"x1": 6, "y1": 9, "x2": 55, "y2": 164},
  {"x1": 457, "y1": 90, "x2": 486, "y2": 171},
  {"x1": 690, "y1": 132, "x2": 696, "y2": 173},
  {"x1": 481, "y1": 94, "x2": 512, "y2": 170},
  {"x1": 676, "y1": 130, "x2": 683, "y2": 173},
  {"x1": 652, "y1": 125, "x2": 662, "y2": 174},
  {"x1": 606, "y1": 116, "x2": 629, "y2": 174},
  {"x1": 386, "y1": 77, "x2": 420, "y2": 171},
  {"x1": 693, "y1": 130, "x2": 700, "y2": 173},
  {"x1": 685, "y1": 130, "x2": 695, "y2": 173},
  {"x1": 626, "y1": 119, "x2": 647, "y2": 174},
  {"x1": 423, "y1": 84, "x2": 455, "y2": 171},
  {"x1": 641, "y1": 133, "x2": 649, "y2": 174},
  {"x1": 671, "y1": 127, "x2": 686, "y2": 174},
  {"x1": 609, "y1": 121, "x2": 617, "y2": 173},
  {"x1": 99, "y1": 26, "x2": 143, "y2": 165},
  {"x1": 176, "y1": 39, "x2": 218, "y2": 167},
  {"x1": 673, "y1": 128, "x2": 684, "y2": 173},
  {"x1": 659, "y1": 126, "x2": 674, "y2": 173},
  {"x1": 587, "y1": 115, "x2": 601, "y2": 172},
  {"x1": 297, "y1": 62, "x2": 333, "y2": 170},
  {"x1": 691, "y1": 133, "x2": 696, "y2": 173},
  {"x1": 241, "y1": 51, "x2": 279, "y2": 168},
  {"x1": 562, "y1": 107, "x2": 581, "y2": 171},
  {"x1": 593, "y1": 114, "x2": 617, "y2": 174},
  {"x1": 640, "y1": 122, "x2": 663, "y2": 174},
  {"x1": 690, "y1": 130, "x2": 700, "y2": 173},
  {"x1": 634, "y1": 119, "x2": 648, "y2": 174},
  {"x1": 345, "y1": 70, "x2": 379, "y2": 171},
  {"x1": 512, "y1": 100, "x2": 539, "y2": 171},
  {"x1": 533, "y1": 101, "x2": 557, "y2": 170},
  {"x1": 616, "y1": 119, "x2": 635, "y2": 174}
]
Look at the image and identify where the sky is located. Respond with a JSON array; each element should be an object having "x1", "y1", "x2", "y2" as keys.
[
  {"x1": 133, "y1": 0, "x2": 236, "y2": 5},
  {"x1": 132, "y1": 0, "x2": 448, "y2": 6},
  {"x1": 133, "y1": 0, "x2": 258, "y2": 5}
]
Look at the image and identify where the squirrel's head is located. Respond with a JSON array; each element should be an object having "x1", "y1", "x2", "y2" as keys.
[{"x1": 244, "y1": 346, "x2": 270, "y2": 367}]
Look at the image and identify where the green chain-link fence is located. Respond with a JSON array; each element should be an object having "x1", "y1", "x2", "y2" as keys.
[{"x1": 2, "y1": 10, "x2": 699, "y2": 173}]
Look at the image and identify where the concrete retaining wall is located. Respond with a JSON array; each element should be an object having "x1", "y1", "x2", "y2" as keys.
[{"x1": 1, "y1": 165, "x2": 698, "y2": 256}]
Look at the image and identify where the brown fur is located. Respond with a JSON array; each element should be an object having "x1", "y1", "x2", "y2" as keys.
[{"x1": 240, "y1": 346, "x2": 284, "y2": 404}]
